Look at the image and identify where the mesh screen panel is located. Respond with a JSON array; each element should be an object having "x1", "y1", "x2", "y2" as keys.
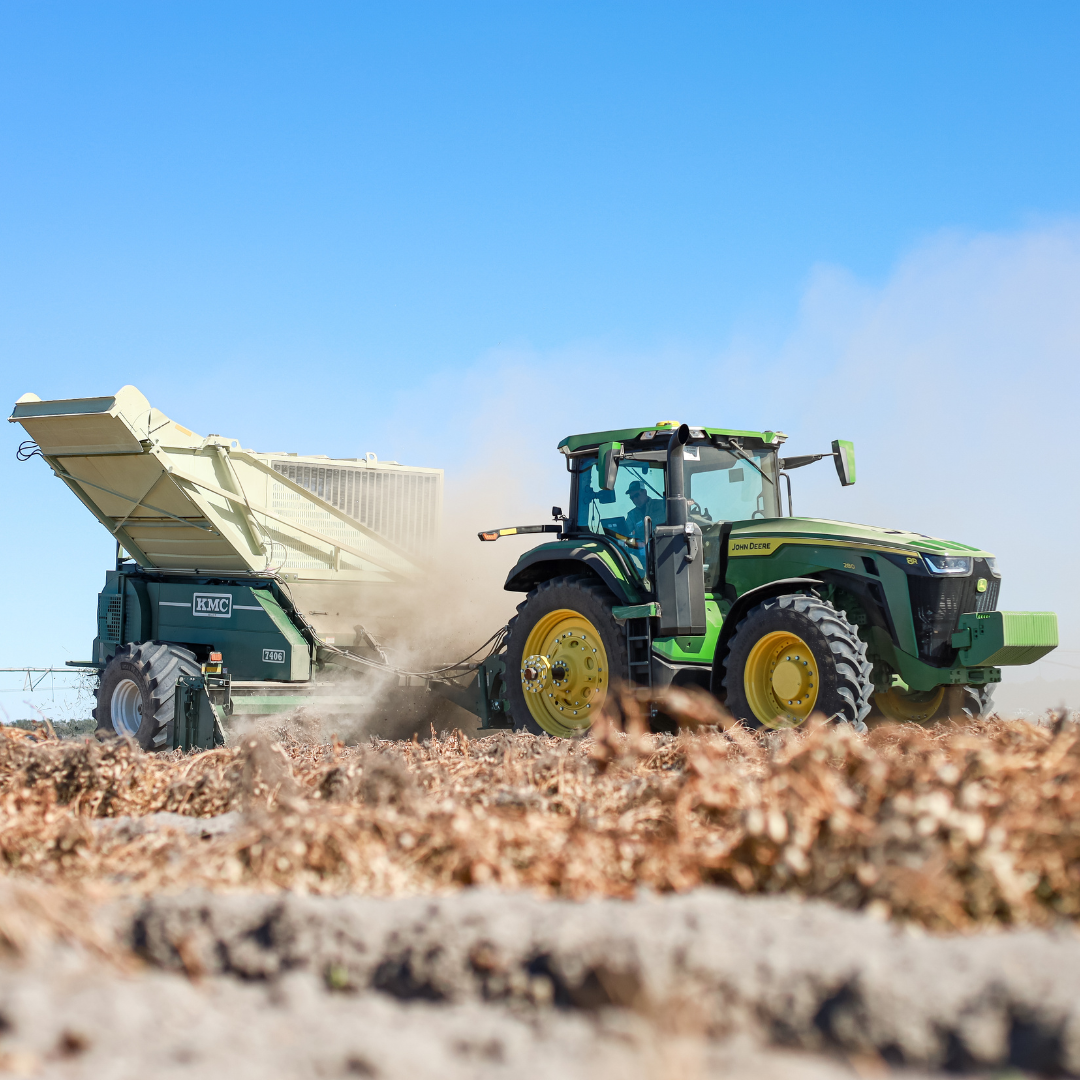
[
  {"x1": 270, "y1": 460, "x2": 441, "y2": 559},
  {"x1": 105, "y1": 595, "x2": 123, "y2": 643}
]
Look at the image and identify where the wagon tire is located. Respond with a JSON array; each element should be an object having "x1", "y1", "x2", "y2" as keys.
[{"x1": 94, "y1": 642, "x2": 200, "y2": 751}]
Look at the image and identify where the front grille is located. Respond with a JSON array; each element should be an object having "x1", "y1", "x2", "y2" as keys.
[{"x1": 908, "y1": 560, "x2": 1000, "y2": 664}]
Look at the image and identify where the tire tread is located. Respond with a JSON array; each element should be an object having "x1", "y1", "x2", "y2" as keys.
[
  {"x1": 722, "y1": 593, "x2": 873, "y2": 731},
  {"x1": 95, "y1": 641, "x2": 200, "y2": 750},
  {"x1": 504, "y1": 574, "x2": 625, "y2": 736}
]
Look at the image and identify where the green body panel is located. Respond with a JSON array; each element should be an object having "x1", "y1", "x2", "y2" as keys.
[
  {"x1": 593, "y1": 545, "x2": 633, "y2": 593},
  {"x1": 954, "y1": 611, "x2": 1059, "y2": 667},
  {"x1": 722, "y1": 518, "x2": 931, "y2": 657},
  {"x1": 612, "y1": 603, "x2": 660, "y2": 619},
  {"x1": 652, "y1": 600, "x2": 723, "y2": 662},
  {"x1": 513, "y1": 501, "x2": 1053, "y2": 693},
  {"x1": 94, "y1": 569, "x2": 312, "y2": 681},
  {"x1": 251, "y1": 590, "x2": 311, "y2": 680},
  {"x1": 726, "y1": 516, "x2": 991, "y2": 557}
]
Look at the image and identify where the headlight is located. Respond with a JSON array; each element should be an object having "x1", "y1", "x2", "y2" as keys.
[
  {"x1": 985, "y1": 557, "x2": 1001, "y2": 577},
  {"x1": 923, "y1": 554, "x2": 973, "y2": 575}
]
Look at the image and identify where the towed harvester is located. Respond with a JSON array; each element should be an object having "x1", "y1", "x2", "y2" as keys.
[{"x1": 8, "y1": 386, "x2": 484, "y2": 749}]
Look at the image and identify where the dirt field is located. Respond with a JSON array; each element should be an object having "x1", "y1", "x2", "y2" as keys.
[{"x1": 1, "y1": 694, "x2": 1078, "y2": 1076}]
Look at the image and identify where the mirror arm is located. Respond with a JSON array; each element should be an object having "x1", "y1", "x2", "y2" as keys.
[{"x1": 778, "y1": 453, "x2": 826, "y2": 471}]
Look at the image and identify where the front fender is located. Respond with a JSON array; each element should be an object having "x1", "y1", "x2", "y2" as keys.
[{"x1": 504, "y1": 541, "x2": 641, "y2": 604}]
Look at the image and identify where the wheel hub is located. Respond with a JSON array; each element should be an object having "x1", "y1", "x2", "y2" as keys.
[
  {"x1": 771, "y1": 656, "x2": 813, "y2": 702},
  {"x1": 521, "y1": 654, "x2": 552, "y2": 693},
  {"x1": 110, "y1": 678, "x2": 144, "y2": 737},
  {"x1": 521, "y1": 608, "x2": 608, "y2": 737}
]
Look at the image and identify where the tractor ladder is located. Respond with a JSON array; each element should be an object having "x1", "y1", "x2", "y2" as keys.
[{"x1": 625, "y1": 615, "x2": 653, "y2": 689}]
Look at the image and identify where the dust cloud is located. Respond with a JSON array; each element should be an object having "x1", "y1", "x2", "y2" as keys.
[{"x1": 252, "y1": 444, "x2": 568, "y2": 743}]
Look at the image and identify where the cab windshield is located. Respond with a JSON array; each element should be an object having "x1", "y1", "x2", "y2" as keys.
[
  {"x1": 683, "y1": 444, "x2": 780, "y2": 525},
  {"x1": 574, "y1": 442, "x2": 780, "y2": 579}
]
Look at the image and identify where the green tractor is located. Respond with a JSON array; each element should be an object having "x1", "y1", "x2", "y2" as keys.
[{"x1": 479, "y1": 422, "x2": 1058, "y2": 735}]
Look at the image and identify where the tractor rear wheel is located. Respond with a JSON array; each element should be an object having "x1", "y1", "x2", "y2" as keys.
[
  {"x1": 94, "y1": 642, "x2": 200, "y2": 751},
  {"x1": 721, "y1": 594, "x2": 872, "y2": 731},
  {"x1": 504, "y1": 575, "x2": 628, "y2": 737}
]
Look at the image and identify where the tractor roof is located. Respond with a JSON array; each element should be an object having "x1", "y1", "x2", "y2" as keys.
[{"x1": 558, "y1": 424, "x2": 788, "y2": 453}]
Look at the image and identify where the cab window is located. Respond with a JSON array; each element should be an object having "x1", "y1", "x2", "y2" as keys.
[
  {"x1": 575, "y1": 458, "x2": 667, "y2": 575},
  {"x1": 685, "y1": 445, "x2": 780, "y2": 524}
]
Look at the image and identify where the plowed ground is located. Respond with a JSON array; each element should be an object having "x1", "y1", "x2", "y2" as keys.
[{"x1": 1, "y1": 687, "x2": 1077, "y2": 931}]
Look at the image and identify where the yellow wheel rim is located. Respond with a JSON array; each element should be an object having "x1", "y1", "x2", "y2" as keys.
[
  {"x1": 874, "y1": 685, "x2": 945, "y2": 724},
  {"x1": 743, "y1": 630, "x2": 820, "y2": 729},
  {"x1": 520, "y1": 608, "x2": 608, "y2": 737}
]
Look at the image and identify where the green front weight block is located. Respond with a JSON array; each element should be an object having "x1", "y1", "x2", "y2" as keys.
[{"x1": 951, "y1": 611, "x2": 1059, "y2": 667}]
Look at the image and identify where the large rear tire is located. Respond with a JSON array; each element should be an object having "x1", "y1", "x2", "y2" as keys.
[
  {"x1": 94, "y1": 642, "x2": 200, "y2": 751},
  {"x1": 722, "y1": 594, "x2": 872, "y2": 731},
  {"x1": 504, "y1": 575, "x2": 628, "y2": 737}
]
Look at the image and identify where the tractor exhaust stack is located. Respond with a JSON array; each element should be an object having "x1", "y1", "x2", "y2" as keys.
[{"x1": 665, "y1": 423, "x2": 691, "y2": 527}]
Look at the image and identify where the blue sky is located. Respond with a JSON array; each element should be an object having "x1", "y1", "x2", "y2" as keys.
[{"x1": 2, "y1": 2, "x2": 1079, "y2": 711}]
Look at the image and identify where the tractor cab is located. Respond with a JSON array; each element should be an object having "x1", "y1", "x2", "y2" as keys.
[{"x1": 568, "y1": 424, "x2": 783, "y2": 586}]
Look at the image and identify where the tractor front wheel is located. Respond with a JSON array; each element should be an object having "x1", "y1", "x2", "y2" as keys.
[
  {"x1": 721, "y1": 594, "x2": 873, "y2": 731},
  {"x1": 94, "y1": 642, "x2": 200, "y2": 751},
  {"x1": 872, "y1": 683, "x2": 997, "y2": 724},
  {"x1": 504, "y1": 575, "x2": 628, "y2": 737}
]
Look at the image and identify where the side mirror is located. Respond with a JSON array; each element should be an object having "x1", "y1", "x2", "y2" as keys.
[
  {"x1": 598, "y1": 441, "x2": 622, "y2": 490},
  {"x1": 832, "y1": 439, "x2": 856, "y2": 486}
]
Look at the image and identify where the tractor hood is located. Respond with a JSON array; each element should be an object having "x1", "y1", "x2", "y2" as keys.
[{"x1": 729, "y1": 517, "x2": 994, "y2": 559}]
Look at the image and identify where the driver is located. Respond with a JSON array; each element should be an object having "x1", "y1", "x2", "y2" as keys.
[{"x1": 625, "y1": 479, "x2": 666, "y2": 542}]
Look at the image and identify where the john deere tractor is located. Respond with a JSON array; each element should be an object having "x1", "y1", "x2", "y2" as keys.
[{"x1": 479, "y1": 422, "x2": 1058, "y2": 735}]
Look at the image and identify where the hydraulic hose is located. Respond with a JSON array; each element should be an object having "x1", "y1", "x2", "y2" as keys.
[
  {"x1": 270, "y1": 570, "x2": 507, "y2": 684},
  {"x1": 317, "y1": 625, "x2": 509, "y2": 684}
]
